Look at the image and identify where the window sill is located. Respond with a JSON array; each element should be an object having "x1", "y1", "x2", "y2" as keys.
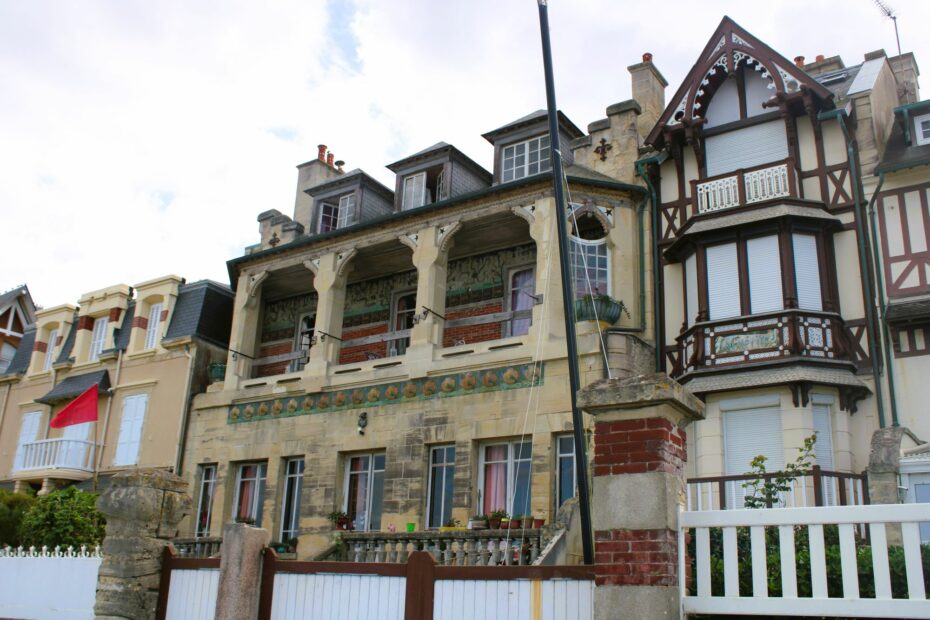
[{"x1": 126, "y1": 349, "x2": 158, "y2": 361}]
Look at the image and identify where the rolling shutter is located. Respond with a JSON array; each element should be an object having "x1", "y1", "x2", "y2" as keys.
[
  {"x1": 114, "y1": 394, "x2": 147, "y2": 466},
  {"x1": 685, "y1": 253, "x2": 699, "y2": 327},
  {"x1": 706, "y1": 243, "x2": 741, "y2": 319},
  {"x1": 724, "y1": 403, "x2": 784, "y2": 508},
  {"x1": 747, "y1": 235, "x2": 783, "y2": 314},
  {"x1": 793, "y1": 234, "x2": 823, "y2": 311},
  {"x1": 705, "y1": 120, "x2": 788, "y2": 177},
  {"x1": 813, "y1": 403, "x2": 836, "y2": 504}
]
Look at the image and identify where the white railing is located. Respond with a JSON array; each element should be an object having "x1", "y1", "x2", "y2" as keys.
[
  {"x1": 0, "y1": 545, "x2": 101, "y2": 619},
  {"x1": 681, "y1": 504, "x2": 930, "y2": 618},
  {"x1": 695, "y1": 161, "x2": 793, "y2": 214},
  {"x1": 744, "y1": 163, "x2": 791, "y2": 204},
  {"x1": 687, "y1": 468, "x2": 868, "y2": 511},
  {"x1": 16, "y1": 438, "x2": 96, "y2": 473}
]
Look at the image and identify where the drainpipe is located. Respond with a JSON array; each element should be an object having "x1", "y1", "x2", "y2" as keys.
[
  {"x1": 867, "y1": 171, "x2": 901, "y2": 426},
  {"x1": 0, "y1": 382, "x2": 11, "y2": 443},
  {"x1": 635, "y1": 154, "x2": 666, "y2": 372},
  {"x1": 95, "y1": 349, "x2": 123, "y2": 487},
  {"x1": 174, "y1": 343, "x2": 196, "y2": 476},
  {"x1": 818, "y1": 107, "x2": 888, "y2": 428}
]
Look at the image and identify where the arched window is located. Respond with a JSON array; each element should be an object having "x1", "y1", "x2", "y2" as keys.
[{"x1": 569, "y1": 210, "x2": 610, "y2": 298}]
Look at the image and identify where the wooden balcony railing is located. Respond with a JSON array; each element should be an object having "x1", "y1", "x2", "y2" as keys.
[
  {"x1": 686, "y1": 466, "x2": 869, "y2": 511},
  {"x1": 321, "y1": 529, "x2": 548, "y2": 566},
  {"x1": 669, "y1": 309, "x2": 849, "y2": 378},
  {"x1": 691, "y1": 158, "x2": 799, "y2": 215}
]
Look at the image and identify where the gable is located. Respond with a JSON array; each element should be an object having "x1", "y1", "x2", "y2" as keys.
[{"x1": 646, "y1": 16, "x2": 834, "y2": 147}]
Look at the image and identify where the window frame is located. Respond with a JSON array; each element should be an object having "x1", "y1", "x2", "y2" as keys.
[
  {"x1": 477, "y1": 440, "x2": 533, "y2": 517},
  {"x1": 279, "y1": 457, "x2": 305, "y2": 541},
  {"x1": 13, "y1": 410, "x2": 42, "y2": 472},
  {"x1": 42, "y1": 328, "x2": 59, "y2": 371},
  {"x1": 232, "y1": 462, "x2": 267, "y2": 526},
  {"x1": 89, "y1": 317, "x2": 109, "y2": 361},
  {"x1": 195, "y1": 464, "x2": 217, "y2": 538},
  {"x1": 402, "y1": 171, "x2": 427, "y2": 210},
  {"x1": 505, "y1": 264, "x2": 536, "y2": 337},
  {"x1": 343, "y1": 452, "x2": 386, "y2": 532},
  {"x1": 556, "y1": 434, "x2": 577, "y2": 510},
  {"x1": 113, "y1": 393, "x2": 148, "y2": 466},
  {"x1": 502, "y1": 135, "x2": 551, "y2": 182},
  {"x1": 915, "y1": 113, "x2": 930, "y2": 146},
  {"x1": 317, "y1": 192, "x2": 357, "y2": 233},
  {"x1": 426, "y1": 445, "x2": 456, "y2": 529},
  {"x1": 144, "y1": 303, "x2": 163, "y2": 350},
  {"x1": 389, "y1": 289, "x2": 417, "y2": 357}
]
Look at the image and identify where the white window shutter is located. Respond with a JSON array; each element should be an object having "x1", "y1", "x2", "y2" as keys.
[
  {"x1": 685, "y1": 253, "x2": 699, "y2": 327},
  {"x1": 793, "y1": 234, "x2": 823, "y2": 311},
  {"x1": 114, "y1": 394, "x2": 147, "y2": 466},
  {"x1": 43, "y1": 329, "x2": 58, "y2": 371},
  {"x1": 90, "y1": 317, "x2": 108, "y2": 360},
  {"x1": 706, "y1": 243, "x2": 741, "y2": 319},
  {"x1": 403, "y1": 173, "x2": 425, "y2": 210},
  {"x1": 747, "y1": 235, "x2": 783, "y2": 314},
  {"x1": 724, "y1": 404, "x2": 784, "y2": 507},
  {"x1": 14, "y1": 411, "x2": 41, "y2": 471},
  {"x1": 145, "y1": 303, "x2": 162, "y2": 350}
]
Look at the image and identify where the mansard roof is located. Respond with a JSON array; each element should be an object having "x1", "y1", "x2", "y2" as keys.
[{"x1": 646, "y1": 16, "x2": 834, "y2": 147}]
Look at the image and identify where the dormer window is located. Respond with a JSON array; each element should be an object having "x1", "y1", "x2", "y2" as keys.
[
  {"x1": 144, "y1": 303, "x2": 163, "y2": 350},
  {"x1": 502, "y1": 135, "x2": 550, "y2": 182},
  {"x1": 318, "y1": 194, "x2": 357, "y2": 233},
  {"x1": 42, "y1": 328, "x2": 58, "y2": 371},
  {"x1": 915, "y1": 114, "x2": 930, "y2": 146},
  {"x1": 402, "y1": 166, "x2": 445, "y2": 210},
  {"x1": 89, "y1": 317, "x2": 108, "y2": 361}
]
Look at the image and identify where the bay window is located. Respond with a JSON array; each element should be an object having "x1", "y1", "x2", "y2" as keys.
[
  {"x1": 479, "y1": 440, "x2": 532, "y2": 517},
  {"x1": 344, "y1": 453, "x2": 385, "y2": 531},
  {"x1": 746, "y1": 235, "x2": 783, "y2": 314},
  {"x1": 233, "y1": 462, "x2": 267, "y2": 525},
  {"x1": 705, "y1": 243, "x2": 741, "y2": 319},
  {"x1": 427, "y1": 445, "x2": 455, "y2": 529},
  {"x1": 569, "y1": 210, "x2": 610, "y2": 298},
  {"x1": 502, "y1": 135, "x2": 550, "y2": 182},
  {"x1": 793, "y1": 234, "x2": 823, "y2": 311}
]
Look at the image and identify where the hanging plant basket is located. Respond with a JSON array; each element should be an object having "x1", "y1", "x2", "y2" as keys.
[{"x1": 573, "y1": 295, "x2": 628, "y2": 327}]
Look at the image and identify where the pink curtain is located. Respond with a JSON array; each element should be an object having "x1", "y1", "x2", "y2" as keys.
[
  {"x1": 511, "y1": 269, "x2": 534, "y2": 336},
  {"x1": 237, "y1": 480, "x2": 254, "y2": 519},
  {"x1": 483, "y1": 445, "x2": 508, "y2": 514}
]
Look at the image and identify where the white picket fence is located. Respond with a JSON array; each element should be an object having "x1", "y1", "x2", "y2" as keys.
[
  {"x1": 0, "y1": 545, "x2": 101, "y2": 620},
  {"x1": 164, "y1": 568, "x2": 220, "y2": 620},
  {"x1": 680, "y1": 503, "x2": 930, "y2": 618}
]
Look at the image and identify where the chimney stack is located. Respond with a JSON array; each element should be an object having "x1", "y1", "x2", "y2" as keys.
[
  {"x1": 628, "y1": 52, "x2": 668, "y2": 142},
  {"x1": 794, "y1": 55, "x2": 805, "y2": 67},
  {"x1": 816, "y1": 54, "x2": 825, "y2": 63},
  {"x1": 326, "y1": 152, "x2": 335, "y2": 167},
  {"x1": 317, "y1": 144, "x2": 327, "y2": 161}
]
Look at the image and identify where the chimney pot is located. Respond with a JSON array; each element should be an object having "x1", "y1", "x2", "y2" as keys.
[
  {"x1": 794, "y1": 55, "x2": 805, "y2": 67},
  {"x1": 326, "y1": 152, "x2": 335, "y2": 166},
  {"x1": 642, "y1": 52, "x2": 653, "y2": 63},
  {"x1": 317, "y1": 144, "x2": 327, "y2": 161},
  {"x1": 816, "y1": 54, "x2": 825, "y2": 63}
]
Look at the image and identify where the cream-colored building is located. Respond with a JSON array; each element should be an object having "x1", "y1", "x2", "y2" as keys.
[
  {"x1": 0, "y1": 277, "x2": 232, "y2": 494},
  {"x1": 180, "y1": 61, "x2": 670, "y2": 555},
  {"x1": 645, "y1": 16, "x2": 925, "y2": 508}
]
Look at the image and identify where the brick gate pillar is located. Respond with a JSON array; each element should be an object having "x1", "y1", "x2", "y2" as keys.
[{"x1": 577, "y1": 373, "x2": 703, "y2": 620}]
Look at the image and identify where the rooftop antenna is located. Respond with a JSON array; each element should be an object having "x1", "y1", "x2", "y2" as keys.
[{"x1": 874, "y1": 0, "x2": 902, "y2": 57}]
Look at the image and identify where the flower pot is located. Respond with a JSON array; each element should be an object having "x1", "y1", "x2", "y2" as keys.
[
  {"x1": 406, "y1": 522, "x2": 416, "y2": 533},
  {"x1": 533, "y1": 518, "x2": 545, "y2": 529},
  {"x1": 488, "y1": 518, "x2": 502, "y2": 529},
  {"x1": 468, "y1": 519, "x2": 488, "y2": 530},
  {"x1": 574, "y1": 296, "x2": 625, "y2": 326},
  {"x1": 336, "y1": 516, "x2": 353, "y2": 531},
  {"x1": 208, "y1": 362, "x2": 227, "y2": 383},
  {"x1": 522, "y1": 517, "x2": 534, "y2": 529},
  {"x1": 509, "y1": 519, "x2": 521, "y2": 530}
]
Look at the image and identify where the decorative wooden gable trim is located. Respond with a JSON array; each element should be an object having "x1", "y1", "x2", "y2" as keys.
[{"x1": 646, "y1": 16, "x2": 834, "y2": 147}]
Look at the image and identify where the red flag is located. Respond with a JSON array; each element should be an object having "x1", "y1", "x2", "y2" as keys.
[{"x1": 49, "y1": 385, "x2": 99, "y2": 428}]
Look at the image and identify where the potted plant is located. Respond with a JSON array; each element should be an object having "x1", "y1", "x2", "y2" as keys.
[
  {"x1": 533, "y1": 516, "x2": 545, "y2": 529},
  {"x1": 520, "y1": 515, "x2": 534, "y2": 529},
  {"x1": 286, "y1": 537, "x2": 299, "y2": 553},
  {"x1": 468, "y1": 514, "x2": 488, "y2": 530},
  {"x1": 439, "y1": 517, "x2": 462, "y2": 532},
  {"x1": 329, "y1": 510, "x2": 353, "y2": 531},
  {"x1": 270, "y1": 540, "x2": 288, "y2": 553},
  {"x1": 573, "y1": 293, "x2": 629, "y2": 328},
  {"x1": 509, "y1": 517, "x2": 522, "y2": 530},
  {"x1": 488, "y1": 509, "x2": 508, "y2": 529}
]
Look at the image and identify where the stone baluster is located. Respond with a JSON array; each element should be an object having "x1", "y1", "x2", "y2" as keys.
[
  {"x1": 398, "y1": 540, "x2": 410, "y2": 563},
  {"x1": 454, "y1": 541, "x2": 465, "y2": 566},
  {"x1": 465, "y1": 540, "x2": 477, "y2": 566},
  {"x1": 352, "y1": 542, "x2": 363, "y2": 563},
  {"x1": 478, "y1": 542, "x2": 491, "y2": 566},
  {"x1": 489, "y1": 541, "x2": 500, "y2": 565}
]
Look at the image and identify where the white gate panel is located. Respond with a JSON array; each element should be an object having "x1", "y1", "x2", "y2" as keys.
[
  {"x1": 0, "y1": 548, "x2": 101, "y2": 620},
  {"x1": 270, "y1": 573, "x2": 405, "y2": 620},
  {"x1": 434, "y1": 579, "x2": 594, "y2": 620},
  {"x1": 164, "y1": 568, "x2": 219, "y2": 620}
]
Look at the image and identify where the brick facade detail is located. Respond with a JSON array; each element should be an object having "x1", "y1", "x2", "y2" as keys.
[
  {"x1": 32, "y1": 340, "x2": 47, "y2": 353},
  {"x1": 77, "y1": 315, "x2": 96, "y2": 331},
  {"x1": 592, "y1": 417, "x2": 686, "y2": 476},
  {"x1": 132, "y1": 315, "x2": 149, "y2": 330},
  {"x1": 594, "y1": 528, "x2": 677, "y2": 586},
  {"x1": 442, "y1": 302, "x2": 504, "y2": 347},
  {"x1": 108, "y1": 307, "x2": 122, "y2": 322}
]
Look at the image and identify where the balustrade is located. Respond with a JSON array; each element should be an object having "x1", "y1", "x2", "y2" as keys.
[
  {"x1": 693, "y1": 159, "x2": 796, "y2": 215},
  {"x1": 15, "y1": 439, "x2": 96, "y2": 473},
  {"x1": 326, "y1": 530, "x2": 546, "y2": 566}
]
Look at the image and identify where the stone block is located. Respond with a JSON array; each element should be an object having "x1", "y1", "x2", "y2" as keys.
[{"x1": 214, "y1": 523, "x2": 271, "y2": 620}]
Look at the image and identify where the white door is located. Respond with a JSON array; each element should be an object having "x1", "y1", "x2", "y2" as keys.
[{"x1": 13, "y1": 411, "x2": 42, "y2": 471}]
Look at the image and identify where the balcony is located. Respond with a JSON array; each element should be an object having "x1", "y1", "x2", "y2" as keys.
[
  {"x1": 668, "y1": 309, "x2": 848, "y2": 378},
  {"x1": 13, "y1": 438, "x2": 96, "y2": 477},
  {"x1": 692, "y1": 159, "x2": 798, "y2": 215}
]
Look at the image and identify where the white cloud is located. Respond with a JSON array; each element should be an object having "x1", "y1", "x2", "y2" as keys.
[{"x1": 1, "y1": 0, "x2": 928, "y2": 307}]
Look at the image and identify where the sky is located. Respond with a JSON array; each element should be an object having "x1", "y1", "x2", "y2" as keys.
[{"x1": 2, "y1": 0, "x2": 928, "y2": 308}]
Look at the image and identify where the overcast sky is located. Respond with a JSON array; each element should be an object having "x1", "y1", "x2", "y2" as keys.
[{"x1": 2, "y1": 0, "x2": 927, "y2": 308}]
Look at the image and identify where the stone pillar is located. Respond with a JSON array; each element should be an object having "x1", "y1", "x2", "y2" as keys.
[
  {"x1": 305, "y1": 250, "x2": 353, "y2": 374},
  {"x1": 214, "y1": 523, "x2": 270, "y2": 620},
  {"x1": 578, "y1": 373, "x2": 704, "y2": 620},
  {"x1": 225, "y1": 270, "x2": 267, "y2": 389},
  {"x1": 867, "y1": 426, "x2": 907, "y2": 545},
  {"x1": 94, "y1": 469, "x2": 192, "y2": 620},
  {"x1": 517, "y1": 198, "x2": 567, "y2": 357},
  {"x1": 403, "y1": 224, "x2": 456, "y2": 374}
]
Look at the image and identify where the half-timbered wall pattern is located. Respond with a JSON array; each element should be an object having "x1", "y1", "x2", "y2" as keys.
[{"x1": 877, "y1": 183, "x2": 930, "y2": 298}]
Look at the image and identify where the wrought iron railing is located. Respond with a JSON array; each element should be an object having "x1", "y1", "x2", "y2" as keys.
[
  {"x1": 693, "y1": 159, "x2": 797, "y2": 215},
  {"x1": 172, "y1": 537, "x2": 222, "y2": 558}
]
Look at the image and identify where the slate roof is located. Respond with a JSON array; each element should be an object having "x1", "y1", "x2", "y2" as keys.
[
  {"x1": 35, "y1": 370, "x2": 110, "y2": 405},
  {"x1": 876, "y1": 101, "x2": 930, "y2": 174},
  {"x1": 114, "y1": 301, "x2": 136, "y2": 351},
  {"x1": 886, "y1": 296, "x2": 930, "y2": 323},
  {"x1": 55, "y1": 315, "x2": 78, "y2": 365},
  {"x1": 481, "y1": 110, "x2": 584, "y2": 143},
  {"x1": 812, "y1": 64, "x2": 862, "y2": 99},
  {"x1": 3, "y1": 327, "x2": 35, "y2": 375},
  {"x1": 564, "y1": 163, "x2": 623, "y2": 183},
  {"x1": 164, "y1": 280, "x2": 234, "y2": 348},
  {"x1": 681, "y1": 365, "x2": 868, "y2": 395}
]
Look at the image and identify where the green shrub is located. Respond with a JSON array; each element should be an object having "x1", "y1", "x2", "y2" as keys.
[
  {"x1": 0, "y1": 489, "x2": 35, "y2": 547},
  {"x1": 18, "y1": 486, "x2": 105, "y2": 548}
]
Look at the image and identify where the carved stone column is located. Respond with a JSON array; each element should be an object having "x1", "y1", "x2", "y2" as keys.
[
  {"x1": 305, "y1": 250, "x2": 354, "y2": 373},
  {"x1": 224, "y1": 270, "x2": 267, "y2": 389},
  {"x1": 94, "y1": 469, "x2": 191, "y2": 620}
]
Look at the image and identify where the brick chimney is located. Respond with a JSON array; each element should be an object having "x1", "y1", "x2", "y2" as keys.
[
  {"x1": 628, "y1": 52, "x2": 668, "y2": 142},
  {"x1": 888, "y1": 52, "x2": 920, "y2": 104},
  {"x1": 794, "y1": 55, "x2": 805, "y2": 68},
  {"x1": 317, "y1": 144, "x2": 327, "y2": 161},
  {"x1": 326, "y1": 152, "x2": 335, "y2": 167}
]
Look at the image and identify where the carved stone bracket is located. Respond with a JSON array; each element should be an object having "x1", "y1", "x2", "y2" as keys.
[
  {"x1": 437, "y1": 221, "x2": 462, "y2": 253},
  {"x1": 335, "y1": 249, "x2": 357, "y2": 278},
  {"x1": 398, "y1": 234, "x2": 419, "y2": 251},
  {"x1": 302, "y1": 258, "x2": 321, "y2": 275},
  {"x1": 246, "y1": 271, "x2": 268, "y2": 299},
  {"x1": 511, "y1": 205, "x2": 536, "y2": 225}
]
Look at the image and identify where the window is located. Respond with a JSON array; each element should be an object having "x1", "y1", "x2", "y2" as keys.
[
  {"x1": 479, "y1": 441, "x2": 532, "y2": 517},
  {"x1": 427, "y1": 446, "x2": 455, "y2": 529},
  {"x1": 291, "y1": 314, "x2": 315, "y2": 372},
  {"x1": 793, "y1": 234, "x2": 823, "y2": 311},
  {"x1": 812, "y1": 399, "x2": 836, "y2": 505},
  {"x1": 746, "y1": 235, "x2": 783, "y2": 314},
  {"x1": 915, "y1": 114, "x2": 930, "y2": 146},
  {"x1": 195, "y1": 464, "x2": 217, "y2": 538},
  {"x1": 402, "y1": 166, "x2": 445, "y2": 210},
  {"x1": 89, "y1": 317, "x2": 108, "y2": 361},
  {"x1": 280, "y1": 458, "x2": 304, "y2": 541},
  {"x1": 42, "y1": 329, "x2": 59, "y2": 371},
  {"x1": 706, "y1": 243, "x2": 741, "y2": 319},
  {"x1": 145, "y1": 303, "x2": 163, "y2": 350},
  {"x1": 0, "y1": 342, "x2": 14, "y2": 373},
  {"x1": 318, "y1": 194, "x2": 357, "y2": 233},
  {"x1": 13, "y1": 411, "x2": 41, "y2": 472},
  {"x1": 344, "y1": 453, "x2": 385, "y2": 532},
  {"x1": 569, "y1": 210, "x2": 610, "y2": 298},
  {"x1": 723, "y1": 395, "x2": 784, "y2": 508},
  {"x1": 114, "y1": 394, "x2": 147, "y2": 466},
  {"x1": 502, "y1": 135, "x2": 551, "y2": 182},
  {"x1": 62, "y1": 421, "x2": 93, "y2": 469},
  {"x1": 507, "y1": 267, "x2": 535, "y2": 337},
  {"x1": 233, "y1": 462, "x2": 267, "y2": 525},
  {"x1": 556, "y1": 435, "x2": 577, "y2": 508},
  {"x1": 390, "y1": 291, "x2": 416, "y2": 357}
]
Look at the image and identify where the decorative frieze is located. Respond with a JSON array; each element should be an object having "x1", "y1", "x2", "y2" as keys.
[{"x1": 226, "y1": 362, "x2": 545, "y2": 424}]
